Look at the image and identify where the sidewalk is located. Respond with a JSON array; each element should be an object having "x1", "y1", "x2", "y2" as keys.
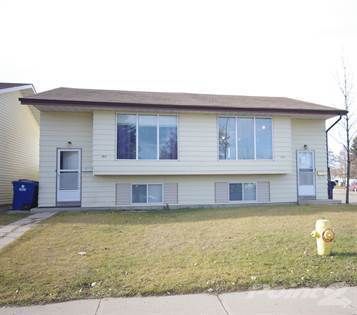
[
  {"x1": 0, "y1": 212, "x2": 57, "y2": 250},
  {"x1": 0, "y1": 286, "x2": 356, "y2": 315}
]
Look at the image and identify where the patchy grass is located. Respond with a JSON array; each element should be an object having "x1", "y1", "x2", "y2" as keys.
[
  {"x1": 0, "y1": 212, "x2": 30, "y2": 227},
  {"x1": 0, "y1": 205, "x2": 356, "y2": 305}
]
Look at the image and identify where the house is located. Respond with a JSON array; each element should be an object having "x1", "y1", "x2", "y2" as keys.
[
  {"x1": 19, "y1": 87, "x2": 346, "y2": 208},
  {"x1": 0, "y1": 83, "x2": 39, "y2": 208}
]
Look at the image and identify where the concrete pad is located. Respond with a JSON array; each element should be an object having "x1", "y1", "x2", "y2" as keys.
[
  {"x1": 0, "y1": 299, "x2": 100, "y2": 315},
  {"x1": 0, "y1": 225, "x2": 17, "y2": 235},
  {"x1": 220, "y1": 287, "x2": 357, "y2": 315},
  {"x1": 0, "y1": 238, "x2": 13, "y2": 248},
  {"x1": 0, "y1": 212, "x2": 57, "y2": 251},
  {"x1": 97, "y1": 294, "x2": 226, "y2": 315}
]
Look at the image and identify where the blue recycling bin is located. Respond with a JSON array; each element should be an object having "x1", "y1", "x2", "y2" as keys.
[{"x1": 12, "y1": 179, "x2": 39, "y2": 210}]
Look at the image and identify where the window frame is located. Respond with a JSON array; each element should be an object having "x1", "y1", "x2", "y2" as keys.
[
  {"x1": 116, "y1": 113, "x2": 178, "y2": 161},
  {"x1": 131, "y1": 183, "x2": 164, "y2": 204},
  {"x1": 228, "y1": 182, "x2": 258, "y2": 203},
  {"x1": 217, "y1": 115, "x2": 273, "y2": 161}
]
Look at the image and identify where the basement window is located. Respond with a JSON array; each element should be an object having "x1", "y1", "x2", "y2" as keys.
[
  {"x1": 132, "y1": 184, "x2": 163, "y2": 204},
  {"x1": 229, "y1": 183, "x2": 256, "y2": 201}
]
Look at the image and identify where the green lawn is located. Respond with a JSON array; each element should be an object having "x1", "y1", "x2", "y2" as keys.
[
  {"x1": 0, "y1": 212, "x2": 30, "y2": 227},
  {"x1": 0, "y1": 205, "x2": 356, "y2": 305}
]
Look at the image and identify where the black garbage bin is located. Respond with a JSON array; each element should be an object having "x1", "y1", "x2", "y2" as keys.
[
  {"x1": 12, "y1": 179, "x2": 39, "y2": 210},
  {"x1": 328, "y1": 180, "x2": 336, "y2": 200}
]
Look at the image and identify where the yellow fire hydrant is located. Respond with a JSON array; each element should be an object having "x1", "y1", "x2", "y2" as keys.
[{"x1": 311, "y1": 219, "x2": 335, "y2": 256}]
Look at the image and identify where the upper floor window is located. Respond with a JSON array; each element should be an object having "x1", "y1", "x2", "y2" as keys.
[
  {"x1": 117, "y1": 114, "x2": 177, "y2": 160},
  {"x1": 219, "y1": 117, "x2": 272, "y2": 160}
]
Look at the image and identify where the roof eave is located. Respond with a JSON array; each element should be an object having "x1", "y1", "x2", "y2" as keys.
[{"x1": 19, "y1": 97, "x2": 348, "y2": 116}]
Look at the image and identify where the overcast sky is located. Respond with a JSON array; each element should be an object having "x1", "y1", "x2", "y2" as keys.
[{"x1": 1, "y1": 0, "x2": 356, "y2": 153}]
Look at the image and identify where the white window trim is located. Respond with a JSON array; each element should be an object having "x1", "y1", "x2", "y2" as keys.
[
  {"x1": 228, "y1": 182, "x2": 258, "y2": 203},
  {"x1": 217, "y1": 116, "x2": 273, "y2": 161},
  {"x1": 116, "y1": 113, "x2": 178, "y2": 161},
  {"x1": 131, "y1": 183, "x2": 164, "y2": 205}
]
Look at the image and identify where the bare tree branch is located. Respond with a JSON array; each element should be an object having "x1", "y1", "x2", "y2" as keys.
[{"x1": 336, "y1": 57, "x2": 354, "y2": 203}]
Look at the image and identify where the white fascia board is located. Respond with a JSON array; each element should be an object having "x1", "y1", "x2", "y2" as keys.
[{"x1": 0, "y1": 84, "x2": 35, "y2": 95}]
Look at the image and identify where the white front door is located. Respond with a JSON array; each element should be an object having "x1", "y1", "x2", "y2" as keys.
[
  {"x1": 297, "y1": 150, "x2": 316, "y2": 197},
  {"x1": 57, "y1": 149, "x2": 81, "y2": 205}
]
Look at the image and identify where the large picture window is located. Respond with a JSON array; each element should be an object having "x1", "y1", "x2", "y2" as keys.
[
  {"x1": 117, "y1": 114, "x2": 177, "y2": 160},
  {"x1": 218, "y1": 117, "x2": 236, "y2": 160},
  {"x1": 138, "y1": 115, "x2": 157, "y2": 159},
  {"x1": 255, "y1": 118, "x2": 272, "y2": 159},
  {"x1": 218, "y1": 117, "x2": 272, "y2": 160},
  {"x1": 117, "y1": 114, "x2": 137, "y2": 159},
  {"x1": 237, "y1": 117, "x2": 254, "y2": 159},
  {"x1": 159, "y1": 116, "x2": 178, "y2": 159}
]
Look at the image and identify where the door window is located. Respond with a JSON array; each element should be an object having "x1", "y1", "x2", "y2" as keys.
[
  {"x1": 60, "y1": 151, "x2": 79, "y2": 170},
  {"x1": 57, "y1": 149, "x2": 81, "y2": 202},
  {"x1": 298, "y1": 151, "x2": 313, "y2": 169},
  {"x1": 297, "y1": 150, "x2": 315, "y2": 196}
]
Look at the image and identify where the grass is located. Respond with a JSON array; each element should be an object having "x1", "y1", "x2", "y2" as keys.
[
  {"x1": 0, "y1": 205, "x2": 356, "y2": 305},
  {"x1": 0, "y1": 212, "x2": 30, "y2": 227}
]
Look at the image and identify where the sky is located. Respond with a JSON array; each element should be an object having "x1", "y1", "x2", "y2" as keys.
[{"x1": 1, "y1": 0, "x2": 357, "y2": 154}]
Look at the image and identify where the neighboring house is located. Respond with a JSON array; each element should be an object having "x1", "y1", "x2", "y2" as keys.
[
  {"x1": 0, "y1": 83, "x2": 39, "y2": 207},
  {"x1": 20, "y1": 88, "x2": 346, "y2": 208}
]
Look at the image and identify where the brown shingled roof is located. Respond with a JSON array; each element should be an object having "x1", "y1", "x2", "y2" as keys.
[{"x1": 20, "y1": 87, "x2": 347, "y2": 115}]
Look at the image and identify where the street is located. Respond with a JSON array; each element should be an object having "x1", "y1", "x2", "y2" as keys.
[{"x1": 334, "y1": 189, "x2": 357, "y2": 203}]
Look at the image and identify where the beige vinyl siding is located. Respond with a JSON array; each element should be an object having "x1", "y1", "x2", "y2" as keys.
[
  {"x1": 291, "y1": 118, "x2": 328, "y2": 199},
  {"x1": 80, "y1": 174, "x2": 295, "y2": 207},
  {"x1": 92, "y1": 112, "x2": 292, "y2": 175},
  {"x1": 257, "y1": 181, "x2": 270, "y2": 202},
  {"x1": 39, "y1": 111, "x2": 328, "y2": 207},
  {"x1": 215, "y1": 182, "x2": 228, "y2": 203},
  {"x1": 163, "y1": 183, "x2": 178, "y2": 204},
  {"x1": 39, "y1": 112, "x2": 92, "y2": 207},
  {"x1": 0, "y1": 90, "x2": 39, "y2": 205},
  {"x1": 115, "y1": 183, "x2": 131, "y2": 205}
]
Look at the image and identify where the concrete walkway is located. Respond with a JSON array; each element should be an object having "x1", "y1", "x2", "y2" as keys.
[
  {"x1": 0, "y1": 212, "x2": 57, "y2": 250},
  {"x1": 0, "y1": 286, "x2": 356, "y2": 315}
]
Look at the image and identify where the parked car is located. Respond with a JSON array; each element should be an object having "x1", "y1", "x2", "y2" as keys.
[{"x1": 349, "y1": 182, "x2": 357, "y2": 192}]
